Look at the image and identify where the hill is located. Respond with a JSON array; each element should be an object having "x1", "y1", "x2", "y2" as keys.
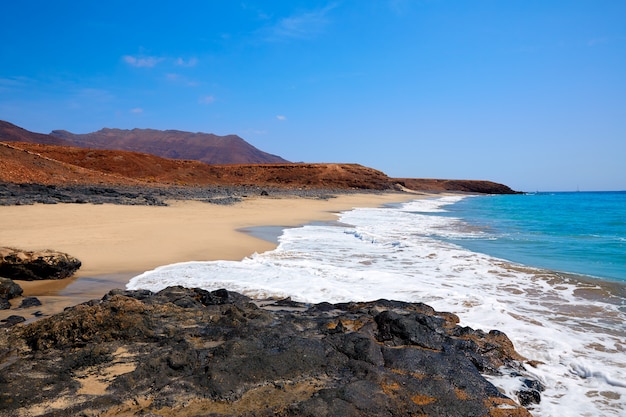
[
  {"x1": 0, "y1": 142, "x2": 141, "y2": 186},
  {"x1": 0, "y1": 121, "x2": 519, "y2": 194},
  {"x1": 49, "y1": 127, "x2": 289, "y2": 165},
  {"x1": 0, "y1": 120, "x2": 288, "y2": 165},
  {"x1": 396, "y1": 178, "x2": 519, "y2": 194},
  {"x1": 0, "y1": 120, "x2": 66, "y2": 146},
  {"x1": 0, "y1": 142, "x2": 394, "y2": 190}
]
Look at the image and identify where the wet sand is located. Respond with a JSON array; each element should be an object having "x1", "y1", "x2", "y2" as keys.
[{"x1": 1, "y1": 192, "x2": 424, "y2": 320}]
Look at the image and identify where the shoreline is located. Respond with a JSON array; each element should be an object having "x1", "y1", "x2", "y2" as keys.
[{"x1": 0, "y1": 191, "x2": 424, "y2": 321}]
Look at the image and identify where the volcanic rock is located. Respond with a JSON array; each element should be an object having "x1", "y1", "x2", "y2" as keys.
[
  {"x1": 0, "y1": 286, "x2": 537, "y2": 416},
  {"x1": 17, "y1": 297, "x2": 42, "y2": 309},
  {"x1": 0, "y1": 315, "x2": 25, "y2": 328},
  {"x1": 0, "y1": 277, "x2": 22, "y2": 309},
  {"x1": 0, "y1": 247, "x2": 81, "y2": 281}
]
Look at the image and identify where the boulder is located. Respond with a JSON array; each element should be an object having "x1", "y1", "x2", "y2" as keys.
[
  {"x1": 0, "y1": 277, "x2": 23, "y2": 309},
  {"x1": 0, "y1": 287, "x2": 539, "y2": 416},
  {"x1": 0, "y1": 315, "x2": 25, "y2": 328},
  {"x1": 0, "y1": 247, "x2": 81, "y2": 281},
  {"x1": 18, "y1": 297, "x2": 42, "y2": 309}
]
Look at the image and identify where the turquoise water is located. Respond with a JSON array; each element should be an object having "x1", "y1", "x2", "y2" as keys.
[
  {"x1": 442, "y1": 191, "x2": 626, "y2": 283},
  {"x1": 132, "y1": 194, "x2": 626, "y2": 414}
]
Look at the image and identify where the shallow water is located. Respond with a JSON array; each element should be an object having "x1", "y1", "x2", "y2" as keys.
[{"x1": 128, "y1": 195, "x2": 626, "y2": 416}]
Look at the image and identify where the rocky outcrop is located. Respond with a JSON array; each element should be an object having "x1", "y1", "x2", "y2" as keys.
[
  {"x1": 0, "y1": 247, "x2": 81, "y2": 281},
  {"x1": 0, "y1": 277, "x2": 22, "y2": 309},
  {"x1": 395, "y1": 178, "x2": 521, "y2": 194},
  {"x1": 2, "y1": 120, "x2": 521, "y2": 194},
  {"x1": 0, "y1": 287, "x2": 540, "y2": 416}
]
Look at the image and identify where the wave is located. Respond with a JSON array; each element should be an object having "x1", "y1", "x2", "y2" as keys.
[{"x1": 128, "y1": 196, "x2": 626, "y2": 416}]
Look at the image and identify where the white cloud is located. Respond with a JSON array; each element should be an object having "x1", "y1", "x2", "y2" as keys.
[
  {"x1": 130, "y1": 108, "x2": 144, "y2": 114},
  {"x1": 199, "y1": 95, "x2": 216, "y2": 104},
  {"x1": 263, "y1": 3, "x2": 337, "y2": 41},
  {"x1": 166, "y1": 73, "x2": 199, "y2": 87},
  {"x1": 276, "y1": 115, "x2": 287, "y2": 121},
  {"x1": 175, "y1": 57, "x2": 198, "y2": 67},
  {"x1": 123, "y1": 55, "x2": 164, "y2": 68}
]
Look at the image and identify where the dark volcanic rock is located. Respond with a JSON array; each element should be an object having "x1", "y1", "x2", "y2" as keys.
[
  {"x1": 0, "y1": 277, "x2": 22, "y2": 309},
  {"x1": 0, "y1": 247, "x2": 81, "y2": 281},
  {"x1": 0, "y1": 182, "x2": 363, "y2": 206},
  {"x1": 0, "y1": 315, "x2": 25, "y2": 328},
  {"x1": 17, "y1": 297, "x2": 42, "y2": 309},
  {"x1": 0, "y1": 287, "x2": 537, "y2": 416}
]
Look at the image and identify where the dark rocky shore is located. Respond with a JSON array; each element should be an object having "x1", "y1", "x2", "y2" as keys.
[
  {"x1": 0, "y1": 182, "x2": 371, "y2": 206},
  {"x1": 0, "y1": 287, "x2": 542, "y2": 416}
]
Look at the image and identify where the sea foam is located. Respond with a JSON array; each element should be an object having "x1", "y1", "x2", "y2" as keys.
[{"x1": 128, "y1": 195, "x2": 626, "y2": 416}]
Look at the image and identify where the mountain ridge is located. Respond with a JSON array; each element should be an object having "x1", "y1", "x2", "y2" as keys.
[
  {"x1": 0, "y1": 120, "x2": 519, "y2": 194},
  {"x1": 48, "y1": 125, "x2": 289, "y2": 165}
]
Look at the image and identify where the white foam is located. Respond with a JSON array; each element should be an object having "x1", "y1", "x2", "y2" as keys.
[{"x1": 128, "y1": 196, "x2": 626, "y2": 416}]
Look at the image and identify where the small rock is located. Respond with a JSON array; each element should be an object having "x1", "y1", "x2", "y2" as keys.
[
  {"x1": 0, "y1": 277, "x2": 23, "y2": 309},
  {"x1": 516, "y1": 378, "x2": 545, "y2": 406},
  {"x1": 18, "y1": 297, "x2": 42, "y2": 309},
  {"x1": 0, "y1": 315, "x2": 25, "y2": 328},
  {"x1": 0, "y1": 247, "x2": 81, "y2": 280}
]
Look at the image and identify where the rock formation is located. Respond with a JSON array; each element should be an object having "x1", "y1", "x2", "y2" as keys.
[
  {"x1": 0, "y1": 277, "x2": 22, "y2": 310},
  {"x1": 0, "y1": 287, "x2": 540, "y2": 416},
  {"x1": 1, "y1": 120, "x2": 521, "y2": 194},
  {"x1": 0, "y1": 247, "x2": 81, "y2": 281}
]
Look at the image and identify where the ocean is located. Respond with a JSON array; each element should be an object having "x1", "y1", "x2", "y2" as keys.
[{"x1": 127, "y1": 191, "x2": 626, "y2": 416}]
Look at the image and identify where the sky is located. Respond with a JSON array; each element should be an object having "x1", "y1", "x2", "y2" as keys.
[{"x1": 1, "y1": 1, "x2": 625, "y2": 191}]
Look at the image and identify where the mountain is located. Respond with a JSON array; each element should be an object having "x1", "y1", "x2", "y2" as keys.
[
  {"x1": 0, "y1": 121, "x2": 519, "y2": 194},
  {"x1": 0, "y1": 121, "x2": 67, "y2": 146},
  {"x1": 0, "y1": 120, "x2": 288, "y2": 165},
  {"x1": 49, "y1": 127, "x2": 289, "y2": 165}
]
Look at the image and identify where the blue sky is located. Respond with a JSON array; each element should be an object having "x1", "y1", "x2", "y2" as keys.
[{"x1": 1, "y1": 1, "x2": 624, "y2": 191}]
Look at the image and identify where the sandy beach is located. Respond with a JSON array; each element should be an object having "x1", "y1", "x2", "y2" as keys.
[{"x1": 1, "y1": 192, "x2": 422, "y2": 319}]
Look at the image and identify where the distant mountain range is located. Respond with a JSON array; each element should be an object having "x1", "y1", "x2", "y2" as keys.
[
  {"x1": 0, "y1": 121, "x2": 288, "y2": 165},
  {"x1": 0, "y1": 120, "x2": 519, "y2": 194}
]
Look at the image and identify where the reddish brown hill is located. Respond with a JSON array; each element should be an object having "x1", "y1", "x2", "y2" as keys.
[
  {"x1": 2, "y1": 142, "x2": 394, "y2": 190},
  {"x1": 49, "y1": 127, "x2": 289, "y2": 165},
  {"x1": 395, "y1": 178, "x2": 519, "y2": 194},
  {"x1": 0, "y1": 120, "x2": 288, "y2": 165},
  {"x1": 0, "y1": 142, "x2": 141, "y2": 186},
  {"x1": 0, "y1": 121, "x2": 68, "y2": 146},
  {"x1": 0, "y1": 121, "x2": 519, "y2": 194}
]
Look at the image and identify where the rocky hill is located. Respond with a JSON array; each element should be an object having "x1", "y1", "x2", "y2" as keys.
[
  {"x1": 0, "y1": 120, "x2": 66, "y2": 146},
  {"x1": 396, "y1": 178, "x2": 520, "y2": 194},
  {"x1": 0, "y1": 142, "x2": 142, "y2": 186},
  {"x1": 49, "y1": 127, "x2": 289, "y2": 165},
  {"x1": 1, "y1": 120, "x2": 287, "y2": 165},
  {"x1": 1, "y1": 142, "x2": 394, "y2": 190},
  {"x1": 0, "y1": 121, "x2": 519, "y2": 194}
]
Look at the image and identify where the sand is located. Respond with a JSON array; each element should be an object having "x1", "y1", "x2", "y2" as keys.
[{"x1": 0, "y1": 192, "x2": 424, "y2": 320}]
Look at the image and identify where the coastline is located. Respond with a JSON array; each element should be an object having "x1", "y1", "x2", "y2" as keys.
[{"x1": 0, "y1": 191, "x2": 424, "y2": 320}]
